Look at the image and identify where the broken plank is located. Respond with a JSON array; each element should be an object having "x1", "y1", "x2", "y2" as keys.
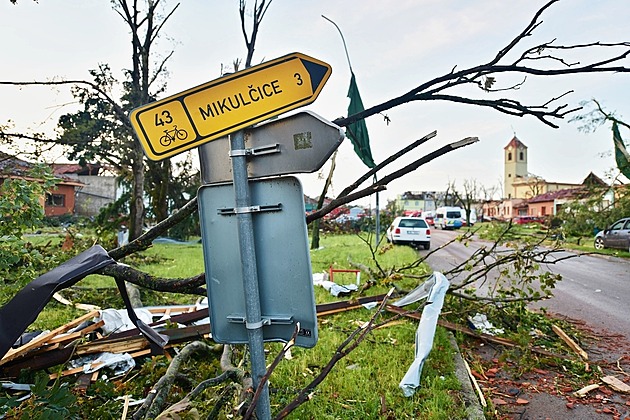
[
  {"x1": 0, "y1": 310, "x2": 100, "y2": 365},
  {"x1": 601, "y1": 375, "x2": 630, "y2": 393},
  {"x1": 47, "y1": 320, "x2": 105, "y2": 345},
  {"x1": 49, "y1": 362, "x2": 105, "y2": 380},
  {"x1": 551, "y1": 324, "x2": 588, "y2": 361},
  {"x1": 573, "y1": 383, "x2": 599, "y2": 397},
  {"x1": 463, "y1": 358, "x2": 487, "y2": 407}
]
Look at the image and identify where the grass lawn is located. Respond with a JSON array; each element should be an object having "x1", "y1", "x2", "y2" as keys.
[{"x1": 17, "y1": 232, "x2": 468, "y2": 419}]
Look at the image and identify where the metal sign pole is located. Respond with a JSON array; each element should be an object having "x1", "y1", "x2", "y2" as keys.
[{"x1": 229, "y1": 129, "x2": 271, "y2": 420}]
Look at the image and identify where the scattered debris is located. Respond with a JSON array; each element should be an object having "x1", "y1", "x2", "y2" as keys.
[
  {"x1": 601, "y1": 375, "x2": 630, "y2": 393},
  {"x1": 573, "y1": 383, "x2": 600, "y2": 398},
  {"x1": 463, "y1": 358, "x2": 487, "y2": 408},
  {"x1": 552, "y1": 324, "x2": 589, "y2": 361},
  {"x1": 313, "y1": 271, "x2": 359, "y2": 296},
  {"x1": 468, "y1": 313, "x2": 505, "y2": 336}
]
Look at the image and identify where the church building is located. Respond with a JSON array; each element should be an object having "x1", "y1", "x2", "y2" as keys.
[{"x1": 503, "y1": 136, "x2": 580, "y2": 200}]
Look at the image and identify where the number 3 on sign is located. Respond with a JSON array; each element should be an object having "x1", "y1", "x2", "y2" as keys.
[{"x1": 294, "y1": 73, "x2": 303, "y2": 86}]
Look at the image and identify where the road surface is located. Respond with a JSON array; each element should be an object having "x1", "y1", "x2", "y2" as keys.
[{"x1": 424, "y1": 229, "x2": 630, "y2": 340}]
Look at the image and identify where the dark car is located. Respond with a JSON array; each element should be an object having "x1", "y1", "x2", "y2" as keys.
[{"x1": 594, "y1": 217, "x2": 630, "y2": 252}]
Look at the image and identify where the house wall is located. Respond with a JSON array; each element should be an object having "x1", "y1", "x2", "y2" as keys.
[
  {"x1": 44, "y1": 184, "x2": 76, "y2": 217},
  {"x1": 527, "y1": 201, "x2": 553, "y2": 217},
  {"x1": 75, "y1": 175, "x2": 118, "y2": 217},
  {"x1": 497, "y1": 199, "x2": 526, "y2": 219},
  {"x1": 395, "y1": 196, "x2": 436, "y2": 214}
]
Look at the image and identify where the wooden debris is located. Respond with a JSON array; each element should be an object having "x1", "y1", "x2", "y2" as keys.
[
  {"x1": 601, "y1": 375, "x2": 630, "y2": 393},
  {"x1": 573, "y1": 383, "x2": 600, "y2": 397},
  {"x1": 47, "y1": 320, "x2": 105, "y2": 345},
  {"x1": 551, "y1": 324, "x2": 588, "y2": 361},
  {"x1": 385, "y1": 305, "x2": 571, "y2": 360},
  {"x1": 52, "y1": 292, "x2": 101, "y2": 312},
  {"x1": 0, "y1": 310, "x2": 100, "y2": 366},
  {"x1": 463, "y1": 358, "x2": 487, "y2": 407}
]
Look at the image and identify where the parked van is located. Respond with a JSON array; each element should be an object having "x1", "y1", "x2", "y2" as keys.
[
  {"x1": 459, "y1": 208, "x2": 477, "y2": 226},
  {"x1": 434, "y1": 206, "x2": 464, "y2": 230}
]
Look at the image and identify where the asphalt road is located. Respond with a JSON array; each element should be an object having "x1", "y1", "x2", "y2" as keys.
[{"x1": 424, "y1": 228, "x2": 630, "y2": 341}]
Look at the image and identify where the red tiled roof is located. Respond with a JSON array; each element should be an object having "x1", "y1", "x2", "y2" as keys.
[{"x1": 527, "y1": 188, "x2": 581, "y2": 203}]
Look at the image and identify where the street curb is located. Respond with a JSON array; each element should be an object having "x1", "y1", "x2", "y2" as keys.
[{"x1": 448, "y1": 332, "x2": 486, "y2": 420}]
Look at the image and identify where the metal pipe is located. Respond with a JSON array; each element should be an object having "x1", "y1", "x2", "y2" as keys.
[{"x1": 229, "y1": 129, "x2": 271, "y2": 419}]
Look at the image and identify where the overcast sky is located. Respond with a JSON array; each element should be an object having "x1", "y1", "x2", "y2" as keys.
[{"x1": 1, "y1": 0, "x2": 629, "y2": 206}]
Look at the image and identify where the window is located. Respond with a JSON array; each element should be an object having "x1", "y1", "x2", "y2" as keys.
[
  {"x1": 46, "y1": 193, "x2": 65, "y2": 207},
  {"x1": 399, "y1": 219, "x2": 427, "y2": 228},
  {"x1": 611, "y1": 220, "x2": 625, "y2": 231},
  {"x1": 508, "y1": 152, "x2": 512, "y2": 161},
  {"x1": 519, "y1": 151, "x2": 524, "y2": 160},
  {"x1": 541, "y1": 206, "x2": 546, "y2": 216}
]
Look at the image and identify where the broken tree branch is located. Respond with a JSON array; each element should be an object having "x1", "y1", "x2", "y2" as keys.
[
  {"x1": 274, "y1": 288, "x2": 395, "y2": 419},
  {"x1": 132, "y1": 340, "x2": 219, "y2": 420}
]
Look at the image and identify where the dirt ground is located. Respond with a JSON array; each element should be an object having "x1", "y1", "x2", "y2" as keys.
[{"x1": 460, "y1": 313, "x2": 630, "y2": 420}]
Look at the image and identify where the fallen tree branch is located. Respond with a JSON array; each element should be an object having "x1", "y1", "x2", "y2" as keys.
[
  {"x1": 244, "y1": 324, "x2": 300, "y2": 419},
  {"x1": 308, "y1": 137, "x2": 478, "y2": 223},
  {"x1": 108, "y1": 197, "x2": 199, "y2": 260},
  {"x1": 99, "y1": 263, "x2": 206, "y2": 295},
  {"x1": 132, "y1": 340, "x2": 219, "y2": 420},
  {"x1": 274, "y1": 288, "x2": 395, "y2": 419}
]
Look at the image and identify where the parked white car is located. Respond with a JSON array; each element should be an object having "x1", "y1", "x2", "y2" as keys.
[{"x1": 386, "y1": 217, "x2": 431, "y2": 249}]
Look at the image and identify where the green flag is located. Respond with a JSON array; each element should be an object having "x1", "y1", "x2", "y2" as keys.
[
  {"x1": 613, "y1": 121, "x2": 630, "y2": 179},
  {"x1": 346, "y1": 72, "x2": 376, "y2": 168}
]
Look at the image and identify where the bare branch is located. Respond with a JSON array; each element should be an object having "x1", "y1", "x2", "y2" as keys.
[
  {"x1": 307, "y1": 136, "x2": 478, "y2": 222},
  {"x1": 332, "y1": 0, "x2": 630, "y2": 131},
  {"x1": 274, "y1": 288, "x2": 395, "y2": 419}
]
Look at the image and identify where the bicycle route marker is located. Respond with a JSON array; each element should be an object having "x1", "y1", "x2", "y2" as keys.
[{"x1": 129, "y1": 52, "x2": 332, "y2": 161}]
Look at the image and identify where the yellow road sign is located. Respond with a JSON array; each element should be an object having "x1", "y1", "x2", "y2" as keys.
[{"x1": 129, "y1": 52, "x2": 332, "y2": 161}]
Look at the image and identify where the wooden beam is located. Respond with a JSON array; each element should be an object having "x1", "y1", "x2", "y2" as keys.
[
  {"x1": 0, "y1": 310, "x2": 100, "y2": 366},
  {"x1": 551, "y1": 324, "x2": 588, "y2": 361}
]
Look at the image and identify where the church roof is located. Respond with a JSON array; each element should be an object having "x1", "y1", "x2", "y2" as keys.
[{"x1": 504, "y1": 136, "x2": 527, "y2": 150}]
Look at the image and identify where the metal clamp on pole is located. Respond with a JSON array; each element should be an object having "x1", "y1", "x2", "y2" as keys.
[
  {"x1": 227, "y1": 314, "x2": 294, "y2": 327},
  {"x1": 217, "y1": 203, "x2": 282, "y2": 216},
  {"x1": 229, "y1": 143, "x2": 280, "y2": 157}
]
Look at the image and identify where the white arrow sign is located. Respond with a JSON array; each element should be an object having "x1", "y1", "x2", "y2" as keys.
[{"x1": 198, "y1": 111, "x2": 344, "y2": 184}]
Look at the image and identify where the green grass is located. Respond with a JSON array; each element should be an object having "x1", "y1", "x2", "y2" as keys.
[{"x1": 18, "y1": 233, "x2": 467, "y2": 418}]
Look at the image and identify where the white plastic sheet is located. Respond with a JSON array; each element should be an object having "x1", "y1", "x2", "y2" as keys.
[
  {"x1": 96, "y1": 308, "x2": 154, "y2": 334},
  {"x1": 69, "y1": 352, "x2": 136, "y2": 376},
  {"x1": 398, "y1": 272, "x2": 450, "y2": 397}
]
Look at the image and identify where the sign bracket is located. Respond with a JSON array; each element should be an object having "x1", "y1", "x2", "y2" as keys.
[
  {"x1": 229, "y1": 143, "x2": 280, "y2": 157},
  {"x1": 217, "y1": 203, "x2": 282, "y2": 216},
  {"x1": 227, "y1": 314, "x2": 295, "y2": 327}
]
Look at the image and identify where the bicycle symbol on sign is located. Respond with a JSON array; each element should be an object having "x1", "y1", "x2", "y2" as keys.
[{"x1": 159, "y1": 125, "x2": 188, "y2": 147}]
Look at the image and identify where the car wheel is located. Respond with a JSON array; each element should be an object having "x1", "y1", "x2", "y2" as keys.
[
  {"x1": 594, "y1": 237, "x2": 605, "y2": 250},
  {"x1": 424, "y1": 243, "x2": 430, "y2": 250}
]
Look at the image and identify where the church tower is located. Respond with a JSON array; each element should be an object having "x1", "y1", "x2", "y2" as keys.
[{"x1": 503, "y1": 136, "x2": 528, "y2": 199}]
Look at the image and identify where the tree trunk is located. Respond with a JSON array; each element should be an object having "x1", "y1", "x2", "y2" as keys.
[{"x1": 130, "y1": 142, "x2": 145, "y2": 241}]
